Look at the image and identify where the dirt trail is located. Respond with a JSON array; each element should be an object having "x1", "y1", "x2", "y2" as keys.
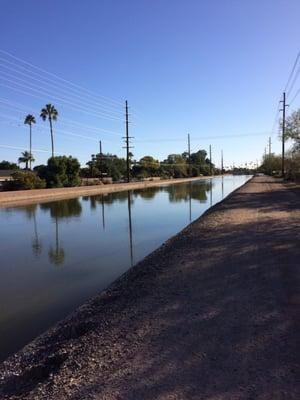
[{"x1": 0, "y1": 176, "x2": 299, "y2": 399}]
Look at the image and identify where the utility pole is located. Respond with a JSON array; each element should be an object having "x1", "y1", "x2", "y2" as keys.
[
  {"x1": 99, "y1": 140, "x2": 103, "y2": 180},
  {"x1": 280, "y1": 92, "x2": 288, "y2": 177},
  {"x1": 123, "y1": 100, "x2": 134, "y2": 183},
  {"x1": 221, "y1": 150, "x2": 224, "y2": 174},
  {"x1": 268, "y1": 137, "x2": 272, "y2": 156},
  {"x1": 209, "y1": 144, "x2": 212, "y2": 176},
  {"x1": 188, "y1": 133, "x2": 191, "y2": 177}
]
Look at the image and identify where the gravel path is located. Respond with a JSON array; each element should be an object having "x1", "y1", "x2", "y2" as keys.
[{"x1": 0, "y1": 176, "x2": 299, "y2": 399}]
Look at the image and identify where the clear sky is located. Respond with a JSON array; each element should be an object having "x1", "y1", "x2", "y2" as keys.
[{"x1": 0, "y1": 0, "x2": 299, "y2": 169}]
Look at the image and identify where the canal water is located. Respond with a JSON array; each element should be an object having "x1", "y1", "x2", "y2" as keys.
[{"x1": 0, "y1": 175, "x2": 250, "y2": 361}]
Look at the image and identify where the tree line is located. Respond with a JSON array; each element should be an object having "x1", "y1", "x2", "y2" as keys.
[
  {"x1": 4, "y1": 103, "x2": 299, "y2": 190},
  {"x1": 0, "y1": 102, "x2": 222, "y2": 190},
  {"x1": 260, "y1": 109, "x2": 300, "y2": 181}
]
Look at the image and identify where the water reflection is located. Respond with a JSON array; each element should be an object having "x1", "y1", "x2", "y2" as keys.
[
  {"x1": 0, "y1": 175, "x2": 251, "y2": 361},
  {"x1": 48, "y1": 216, "x2": 65, "y2": 266},
  {"x1": 101, "y1": 195, "x2": 105, "y2": 230},
  {"x1": 222, "y1": 176, "x2": 224, "y2": 199},
  {"x1": 39, "y1": 199, "x2": 82, "y2": 266},
  {"x1": 127, "y1": 191, "x2": 134, "y2": 266},
  {"x1": 189, "y1": 182, "x2": 192, "y2": 222},
  {"x1": 32, "y1": 208, "x2": 42, "y2": 257}
]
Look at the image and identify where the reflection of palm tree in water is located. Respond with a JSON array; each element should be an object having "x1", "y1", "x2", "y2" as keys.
[
  {"x1": 19, "y1": 204, "x2": 42, "y2": 257},
  {"x1": 40, "y1": 198, "x2": 82, "y2": 266},
  {"x1": 48, "y1": 216, "x2": 65, "y2": 266}
]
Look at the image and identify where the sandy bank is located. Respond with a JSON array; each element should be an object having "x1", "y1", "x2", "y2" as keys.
[
  {"x1": 0, "y1": 176, "x2": 299, "y2": 399},
  {"x1": 0, "y1": 177, "x2": 206, "y2": 208}
]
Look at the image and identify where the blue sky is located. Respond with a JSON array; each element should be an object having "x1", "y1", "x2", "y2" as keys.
[{"x1": 0, "y1": 0, "x2": 299, "y2": 168}]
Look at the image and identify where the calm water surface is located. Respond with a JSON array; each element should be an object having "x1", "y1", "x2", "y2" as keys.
[{"x1": 0, "y1": 175, "x2": 250, "y2": 361}]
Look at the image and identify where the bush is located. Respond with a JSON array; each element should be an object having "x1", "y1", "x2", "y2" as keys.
[
  {"x1": 36, "y1": 156, "x2": 81, "y2": 188},
  {"x1": 5, "y1": 171, "x2": 46, "y2": 190}
]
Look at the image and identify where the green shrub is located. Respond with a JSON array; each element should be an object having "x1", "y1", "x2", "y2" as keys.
[
  {"x1": 5, "y1": 171, "x2": 46, "y2": 190},
  {"x1": 36, "y1": 156, "x2": 81, "y2": 188}
]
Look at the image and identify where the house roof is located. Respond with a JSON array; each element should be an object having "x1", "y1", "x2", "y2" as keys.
[{"x1": 0, "y1": 170, "x2": 15, "y2": 177}]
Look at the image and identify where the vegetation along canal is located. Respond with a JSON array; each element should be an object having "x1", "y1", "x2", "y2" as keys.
[{"x1": 0, "y1": 175, "x2": 250, "y2": 361}]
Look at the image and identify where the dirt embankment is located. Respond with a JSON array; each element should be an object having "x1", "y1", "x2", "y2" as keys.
[
  {"x1": 0, "y1": 176, "x2": 299, "y2": 399},
  {"x1": 0, "y1": 177, "x2": 204, "y2": 208}
]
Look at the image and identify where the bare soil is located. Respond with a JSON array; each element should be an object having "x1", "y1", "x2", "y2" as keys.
[{"x1": 0, "y1": 176, "x2": 299, "y2": 399}]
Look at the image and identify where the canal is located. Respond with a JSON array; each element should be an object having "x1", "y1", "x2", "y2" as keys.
[{"x1": 0, "y1": 175, "x2": 250, "y2": 361}]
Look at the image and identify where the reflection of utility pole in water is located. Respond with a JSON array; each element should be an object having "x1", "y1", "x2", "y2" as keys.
[
  {"x1": 210, "y1": 179, "x2": 213, "y2": 207},
  {"x1": 101, "y1": 195, "x2": 105, "y2": 230},
  {"x1": 189, "y1": 181, "x2": 192, "y2": 222},
  {"x1": 32, "y1": 209, "x2": 42, "y2": 256},
  {"x1": 127, "y1": 191, "x2": 134, "y2": 266},
  {"x1": 221, "y1": 176, "x2": 224, "y2": 200}
]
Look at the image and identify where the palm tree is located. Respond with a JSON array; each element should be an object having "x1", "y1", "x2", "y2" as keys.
[
  {"x1": 40, "y1": 104, "x2": 58, "y2": 158},
  {"x1": 18, "y1": 151, "x2": 35, "y2": 170},
  {"x1": 24, "y1": 114, "x2": 36, "y2": 169}
]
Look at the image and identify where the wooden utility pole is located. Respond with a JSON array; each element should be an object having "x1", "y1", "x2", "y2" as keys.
[
  {"x1": 123, "y1": 100, "x2": 133, "y2": 183},
  {"x1": 268, "y1": 137, "x2": 272, "y2": 156},
  {"x1": 188, "y1": 133, "x2": 191, "y2": 177},
  {"x1": 99, "y1": 140, "x2": 103, "y2": 180},
  {"x1": 209, "y1": 144, "x2": 212, "y2": 176},
  {"x1": 280, "y1": 92, "x2": 288, "y2": 177}
]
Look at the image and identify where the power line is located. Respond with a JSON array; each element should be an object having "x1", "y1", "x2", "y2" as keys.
[
  {"x1": 287, "y1": 66, "x2": 300, "y2": 98},
  {"x1": 270, "y1": 102, "x2": 281, "y2": 135},
  {"x1": 289, "y1": 88, "x2": 300, "y2": 106},
  {"x1": 0, "y1": 49, "x2": 124, "y2": 108},
  {"x1": 135, "y1": 131, "x2": 274, "y2": 143},
  {"x1": 284, "y1": 49, "x2": 300, "y2": 92},
  {"x1": 271, "y1": 49, "x2": 300, "y2": 138},
  {"x1": 0, "y1": 65, "x2": 124, "y2": 118},
  {"x1": 0, "y1": 114, "x2": 119, "y2": 143},
  {"x1": 0, "y1": 144, "x2": 53, "y2": 153},
  {"x1": 0, "y1": 97, "x2": 122, "y2": 136},
  {"x1": 0, "y1": 77, "x2": 124, "y2": 122}
]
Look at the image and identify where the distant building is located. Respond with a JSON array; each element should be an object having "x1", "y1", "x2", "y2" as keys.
[{"x1": 0, "y1": 170, "x2": 15, "y2": 189}]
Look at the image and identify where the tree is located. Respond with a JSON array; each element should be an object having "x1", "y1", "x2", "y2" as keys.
[
  {"x1": 5, "y1": 171, "x2": 46, "y2": 190},
  {"x1": 18, "y1": 151, "x2": 35, "y2": 170},
  {"x1": 37, "y1": 156, "x2": 81, "y2": 188},
  {"x1": 0, "y1": 160, "x2": 19, "y2": 170},
  {"x1": 132, "y1": 156, "x2": 160, "y2": 178},
  {"x1": 284, "y1": 109, "x2": 300, "y2": 151},
  {"x1": 86, "y1": 153, "x2": 127, "y2": 181},
  {"x1": 40, "y1": 104, "x2": 58, "y2": 157},
  {"x1": 260, "y1": 154, "x2": 281, "y2": 175},
  {"x1": 24, "y1": 114, "x2": 36, "y2": 169}
]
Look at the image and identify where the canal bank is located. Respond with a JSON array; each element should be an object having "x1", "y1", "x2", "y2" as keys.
[
  {"x1": 0, "y1": 176, "x2": 299, "y2": 399},
  {"x1": 0, "y1": 176, "x2": 206, "y2": 208}
]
